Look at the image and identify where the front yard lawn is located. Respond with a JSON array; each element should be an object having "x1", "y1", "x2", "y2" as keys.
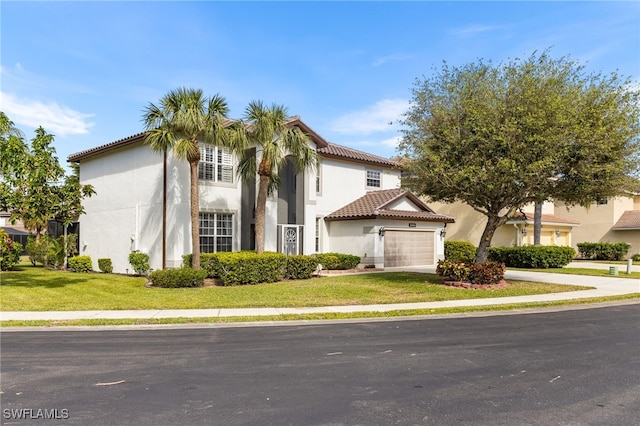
[{"x1": 0, "y1": 265, "x2": 590, "y2": 312}]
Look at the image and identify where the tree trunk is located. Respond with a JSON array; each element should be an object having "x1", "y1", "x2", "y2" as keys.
[
  {"x1": 533, "y1": 201, "x2": 543, "y2": 245},
  {"x1": 189, "y1": 160, "x2": 201, "y2": 270},
  {"x1": 255, "y1": 174, "x2": 269, "y2": 254},
  {"x1": 475, "y1": 214, "x2": 505, "y2": 263}
]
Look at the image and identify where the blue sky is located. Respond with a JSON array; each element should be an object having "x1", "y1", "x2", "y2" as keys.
[{"x1": 1, "y1": 1, "x2": 638, "y2": 167}]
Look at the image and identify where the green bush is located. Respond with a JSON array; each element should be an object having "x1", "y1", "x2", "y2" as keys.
[
  {"x1": 632, "y1": 253, "x2": 640, "y2": 262},
  {"x1": 285, "y1": 255, "x2": 319, "y2": 280},
  {"x1": 97, "y1": 258, "x2": 113, "y2": 273},
  {"x1": 68, "y1": 256, "x2": 93, "y2": 273},
  {"x1": 577, "y1": 242, "x2": 631, "y2": 261},
  {"x1": 488, "y1": 245, "x2": 575, "y2": 268},
  {"x1": 216, "y1": 251, "x2": 287, "y2": 286},
  {"x1": 314, "y1": 252, "x2": 360, "y2": 270},
  {"x1": 26, "y1": 236, "x2": 47, "y2": 266},
  {"x1": 25, "y1": 233, "x2": 78, "y2": 268},
  {"x1": 149, "y1": 267, "x2": 207, "y2": 288},
  {"x1": 436, "y1": 259, "x2": 505, "y2": 285},
  {"x1": 128, "y1": 251, "x2": 150, "y2": 276},
  {"x1": 436, "y1": 259, "x2": 470, "y2": 282},
  {"x1": 469, "y1": 261, "x2": 505, "y2": 285},
  {"x1": 182, "y1": 253, "x2": 221, "y2": 278},
  {"x1": 444, "y1": 240, "x2": 477, "y2": 262},
  {"x1": 0, "y1": 231, "x2": 22, "y2": 271}
]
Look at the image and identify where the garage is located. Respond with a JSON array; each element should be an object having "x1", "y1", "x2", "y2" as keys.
[{"x1": 384, "y1": 229, "x2": 435, "y2": 267}]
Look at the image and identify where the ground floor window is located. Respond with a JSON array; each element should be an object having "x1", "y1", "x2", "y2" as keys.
[
  {"x1": 199, "y1": 212, "x2": 233, "y2": 253},
  {"x1": 315, "y1": 217, "x2": 321, "y2": 252}
]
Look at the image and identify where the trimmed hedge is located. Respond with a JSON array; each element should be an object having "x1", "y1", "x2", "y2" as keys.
[
  {"x1": 216, "y1": 251, "x2": 287, "y2": 286},
  {"x1": 181, "y1": 251, "x2": 353, "y2": 284},
  {"x1": 149, "y1": 267, "x2": 207, "y2": 288},
  {"x1": 436, "y1": 260, "x2": 505, "y2": 285},
  {"x1": 576, "y1": 242, "x2": 631, "y2": 261},
  {"x1": 489, "y1": 245, "x2": 575, "y2": 268},
  {"x1": 128, "y1": 251, "x2": 150, "y2": 276},
  {"x1": 183, "y1": 253, "x2": 221, "y2": 278},
  {"x1": 313, "y1": 252, "x2": 360, "y2": 270},
  {"x1": 444, "y1": 240, "x2": 477, "y2": 262},
  {"x1": 68, "y1": 256, "x2": 93, "y2": 273},
  {"x1": 98, "y1": 258, "x2": 113, "y2": 273},
  {"x1": 285, "y1": 255, "x2": 320, "y2": 280}
]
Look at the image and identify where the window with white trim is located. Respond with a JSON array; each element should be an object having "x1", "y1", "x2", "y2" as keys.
[
  {"x1": 198, "y1": 145, "x2": 233, "y2": 183},
  {"x1": 366, "y1": 169, "x2": 381, "y2": 188},
  {"x1": 315, "y1": 159, "x2": 322, "y2": 194},
  {"x1": 315, "y1": 217, "x2": 321, "y2": 252},
  {"x1": 199, "y1": 212, "x2": 233, "y2": 253}
]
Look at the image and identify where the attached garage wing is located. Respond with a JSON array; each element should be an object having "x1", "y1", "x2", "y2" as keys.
[{"x1": 384, "y1": 229, "x2": 435, "y2": 267}]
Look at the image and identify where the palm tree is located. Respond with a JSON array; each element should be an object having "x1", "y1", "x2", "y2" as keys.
[
  {"x1": 142, "y1": 88, "x2": 235, "y2": 269},
  {"x1": 237, "y1": 101, "x2": 316, "y2": 254}
]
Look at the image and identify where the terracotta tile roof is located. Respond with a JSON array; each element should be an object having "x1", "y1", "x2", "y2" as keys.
[
  {"x1": 612, "y1": 210, "x2": 640, "y2": 230},
  {"x1": 325, "y1": 188, "x2": 455, "y2": 223},
  {"x1": 318, "y1": 143, "x2": 399, "y2": 168},
  {"x1": 68, "y1": 116, "x2": 328, "y2": 162},
  {"x1": 508, "y1": 212, "x2": 580, "y2": 226},
  {"x1": 67, "y1": 132, "x2": 148, "y2": 162}
]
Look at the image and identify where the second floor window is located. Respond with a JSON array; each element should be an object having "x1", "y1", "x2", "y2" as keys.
[
  {"x1": 366, "y1": 169, "x2": 381, "y2": 188},
  {"x1": 198, "y1": 145, "x2": 233, "y2": 183}
]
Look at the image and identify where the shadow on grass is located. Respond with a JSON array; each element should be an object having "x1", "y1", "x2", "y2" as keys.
[
  {"x1": 1, "y1": 266, "x2": 94, "y2": 288},
  {"x1": 322, "y1": 272, "x2": 442, "y2": 284}
]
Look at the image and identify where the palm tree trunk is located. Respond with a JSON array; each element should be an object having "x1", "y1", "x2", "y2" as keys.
[
  {"x1": 189, "y1": 160, "x2": 201, "y2": 269},
  {"x1": 255, "y1": 174, "x2": 269, "y2": 254}
]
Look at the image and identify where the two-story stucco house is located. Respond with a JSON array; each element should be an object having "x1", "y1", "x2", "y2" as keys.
[{"x1": 68, "y1": 117, "x2": 454, "y2": 273}]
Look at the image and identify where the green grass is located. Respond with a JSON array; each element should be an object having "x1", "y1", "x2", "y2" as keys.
[
  {"x1": 2, "y1": 294, "x2": 638, "y2": 328},
  {"x1": 511, "y1": 267, "x2": 640, "y2": 278},
  {"x1": 1, "y1": 265, "x2": 590, "y2": 312}
]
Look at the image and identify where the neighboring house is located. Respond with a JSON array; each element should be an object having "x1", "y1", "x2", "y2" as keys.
[
  {"x1": 427, "y1": 201, "x2": 580, "y2": 249},
  {"x1": 0, "y1": 212, "x2": 31, "y2": 249},
  {"x1": 428, "y1": 190, "x2": 640, "y2": 258},
  {"x1": 555, "y1": 191, "x2": 640, "y2": 257},
  {"x1": 68, "y1": 117, "x2": 453, "y2": 273}
]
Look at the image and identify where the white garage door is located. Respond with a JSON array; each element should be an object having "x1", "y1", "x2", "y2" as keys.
[{"x1": 384, "y1": 230, "x2": 435, "y2": 267}]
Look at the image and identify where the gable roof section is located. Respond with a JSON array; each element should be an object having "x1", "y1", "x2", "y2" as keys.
[
  {"x1": 68, "y1": 116, "x2": 329, "y2": 163},
  {"x1": 507, "y1": 212, "x2": 581, "y2": 226},
  {"x1": 318, "y1": 142, "x2": 399, "y2": 168},
  {"x1": 68, "y1": 132, "x2": 148, "y2": 162},
  {"x1": 612, "y1": 210, "x2": 640, "y2": 230},
  {"x1": 325, "y1": 188, "x2": 455, "y2": 223}
]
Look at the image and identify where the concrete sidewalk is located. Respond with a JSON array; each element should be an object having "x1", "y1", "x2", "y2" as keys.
[{"x1": 1, "y1": 267, "x2": 638, "y2": 322}]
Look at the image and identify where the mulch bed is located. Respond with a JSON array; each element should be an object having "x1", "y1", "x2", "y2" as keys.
[
  {"x1": 317, "y1": 268, "x2": 384, "y2": 276},
  {"x1": 441, "y1": 279, "x2": 508, "y2": 290}
]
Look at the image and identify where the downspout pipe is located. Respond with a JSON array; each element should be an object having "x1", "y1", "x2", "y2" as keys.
[{"x1": 162, "y1": 149, "x2": 167, "y2": 269}]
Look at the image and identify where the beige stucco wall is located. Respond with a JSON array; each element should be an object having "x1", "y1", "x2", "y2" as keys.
[
  {"x1": 556, "y1": 196, "x2": 640, "y2": 257},
  {"x1": 426, "y1": 200, "x2": 575, "y2": 250}
]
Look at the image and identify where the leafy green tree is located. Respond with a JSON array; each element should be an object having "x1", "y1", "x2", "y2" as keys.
[
  {"x1": 142, "y1": 88, "x2": 244, "y2": 269},
  {"x1": 237, "y1": 101, "x2": 316, "y2": 254},
  {"x1": 0, "y1": 117, "x2": 95, "y2": 243},
  {"x1": 399, "y1": 51, "x2": 640, "y2": 263}
]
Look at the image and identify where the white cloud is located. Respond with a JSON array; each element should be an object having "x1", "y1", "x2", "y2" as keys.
[
  {"x1": 329, "y1": 99, "x2": 409, "y2": 135},
  {"x1": 372, "y1": 54, "x2": 413, "y2": 67},
  {"x1": 0, "y1": 92, "x2": 94, "y2": 137},
  {"x1": 451, "y1": 24, "x2": 506, "y2": 38}
]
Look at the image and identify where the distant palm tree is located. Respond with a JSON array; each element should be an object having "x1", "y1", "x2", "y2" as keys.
[
  {"x1": 237, "y1": 101, "x2": 316, "y2": 254},
  {"x1": 142, "y1": 88, "x2": 239, "y2": 269}
]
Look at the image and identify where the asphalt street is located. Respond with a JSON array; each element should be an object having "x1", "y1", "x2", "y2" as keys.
[{"x1": 1, "y1": 304, "x2": 639, "y2": 425}]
